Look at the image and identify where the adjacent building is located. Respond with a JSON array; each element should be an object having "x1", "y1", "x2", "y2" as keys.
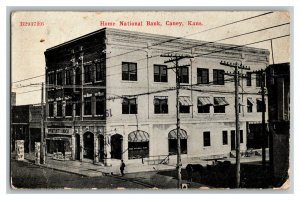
[
  {"x1": 11, "y1": 105, "x2": 42, "y2": 153},
  {"x1": 44, "y1": 28, "x2": 269, "y2": 166},
  {"x1": 266, "y1": 63, "x2": 290, "y2": 186}
]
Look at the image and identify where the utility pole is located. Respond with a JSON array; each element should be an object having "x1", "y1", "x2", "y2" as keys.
[
  {"x1": 220, "y1": 61, "x2": 250, "y2": 188},
  {"x1": 260, "y1": 69, "x2": 267, "y2": 167},
  {"x1": 40, "y1": 82, "x2": 45, "y2": 164},
  {"x1": 161, "y1": 54, "x2": 193, "y2": 189}
]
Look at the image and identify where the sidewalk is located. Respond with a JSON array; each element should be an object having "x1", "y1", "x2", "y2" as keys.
[
  {"x1": 15, "y1": 153, "x2": 176, "y2": 177},
  {"x1": 13, "y1": 152, "x2": 266, "y2": 178}
]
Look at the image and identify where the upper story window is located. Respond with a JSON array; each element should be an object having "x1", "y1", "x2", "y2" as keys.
[
  {"x1": 197, "y1": 68, "x2": 209, "y2": 84},
  {"x1": 65, "y1": 69, "x2": 73, "y2": 85},
  {"x1": 56, "y1": 101, "x2": 63, "y2": 117},
  {"x1": 48, "y1": 72, "x2": 55, "y2": 85},
  {"x1": 122, "y1": 62, "x2": 137, "y2": 81},
  {"x1": 96, "y1": 62, "x2": 104, "y2": 82},
  {"x1": 84, "y1": 65, "x2": 93, "y2": 83},
  {"x1": 257, "y1": 98, "x2": 266, "y2": 112},
  {"x1": 84, "y1": 96, "x2": 92, "y2": 115},
  {"x1": 247, "y1": 97, "x2": 254, "y2": 113},
  {"x1": 197, "y1": 97, "x2": 212, "y2": 113},
  {"x1": 154, "y1": 96, "x2": 168, "y2": 114},
  {"x1": 65, "y1": 99, "x2": 73, "y2": 117},
  {"x1": 240, "y1": 130, "x2": 244, "y2": 143},
  {"x1": 48, "y1": 102, "x2": 54, "y2": 117},
  {"x1": 213, "y1": 97, "x2": 229, "y2": 113},
  {"x1": 56, "y1": 71, "x2": 63, "y2": 86},
  {"x1": 75, "y1": 101, "x2": 80, "y2": 116},
  {"x1": 213, "y1": 69, "x2": 225, "y2": 85},
  {"x1": 95, "y1": 96, "x2": 105, "y2": 116},
  {"x1": 154, "y1": 65, "x2": 168, "y2": 82},
  {"x1": 179, "y1": 96, "x2": 192, "y2": 113},
  {"x1": 122, "y1": 97, "x2": 137, "y2": 114},
  {"x1": 179, "y1": 67, "x2": 189, "y2": 84},
  {"x1": 246, "y1": 72, "x2": 252, "y2": 86},
  {"x1": 256, "y1": 73, "x2": 265, "y2": 87}
]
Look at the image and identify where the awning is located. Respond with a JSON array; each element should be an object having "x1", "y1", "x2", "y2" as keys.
[
  {"x1": 179, "y1": 96, "x2": 193, "y2": 106},
  {"x1": 247, "y1": 98, "x2": 254, "y2": 104},
  {"x1": 168, "y1": 129, "x2": 188, "y2": 139},
  {"x1": 214, "y1": 97, "x2": 229, "y2": 106},
  {"x1": 128, "y1": 130, "x2": 149, "y2": 142},
  {"x1": 198, "y1": 97, "x2": 213, "y2": 106}
]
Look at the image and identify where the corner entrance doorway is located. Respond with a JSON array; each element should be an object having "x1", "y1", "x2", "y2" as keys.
[{"x1": 111, "y1": 134, "x2": 123, "y2": 159}]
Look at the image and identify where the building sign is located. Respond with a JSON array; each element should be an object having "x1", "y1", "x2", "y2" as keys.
[
  {"x1": 48, "y1": 128, "x2": 72, "y2": 135},
  {"x1": 15, "y1": 140, "x2": 24, "y2": 161},
  {"x1": 35, "y1": 142, "x2": 40, "y2": 164}
]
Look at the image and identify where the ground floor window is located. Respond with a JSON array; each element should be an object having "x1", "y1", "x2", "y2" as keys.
[
  {"x1": 168, "y1": 129, "x2": 188, "y2": 155},
  {"x1": 168, "y1": 139, "x2": 187, "y2": 155},
  {"x1": 128, "y1": 142, "x2": 149, "y2": 159},
  {"x1": 46, "y1": 138, "x2": 71, "y2": 156},
  {"x1": 128, "y1": 130, "x2": 149, "y2": 160}
]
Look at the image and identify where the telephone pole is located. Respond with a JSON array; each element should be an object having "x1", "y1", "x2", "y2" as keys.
[
  {"x1": 40, "y1": 82, "x2": 45, "y2": 164},
  {"x1": 259, "y1": 69, "x2": 267, "y2": 167},
  {"x1": 161, "y1": 54, "x2": 193, "y2": 189},
  {"x1": 220, "y1": 61, "x2": 250, "y2": 188}
]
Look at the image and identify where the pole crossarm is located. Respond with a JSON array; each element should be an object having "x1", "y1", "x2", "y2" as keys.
[{"x1": 220, "y1": 61, "x2": 251, "y2": 70}]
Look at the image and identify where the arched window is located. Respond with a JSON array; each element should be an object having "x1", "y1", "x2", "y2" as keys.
[
  {"x1": 168, "y1": 129, "x2": 188, "y2": 155},
  {"x1": 128, "y1": 130, "x2": 149, "y2": 159}
]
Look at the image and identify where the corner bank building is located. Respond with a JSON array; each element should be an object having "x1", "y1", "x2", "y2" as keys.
[{"x1": 44, "y1": 28, "x2": 269, "y2": 167}]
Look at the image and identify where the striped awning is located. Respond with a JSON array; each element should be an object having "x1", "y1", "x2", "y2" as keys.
[
  {"x1": 247, "y1": 98, "x2": 254, "y2": 104},
  {"x1": 168, "y1": 129, "x2": 188, "y2": 139},
  {"x1": 128, "y1": 130, "x2": 149, "y2": 142},
  {"x1": 179, "y1": 96, "x2": 193, "y2": 106},
  {"x1": 214, "y1": 97, "x2": 229, "y2": 106},
  {"x1": 198, "y1": 97, "x2": 213, "y2": 106}
]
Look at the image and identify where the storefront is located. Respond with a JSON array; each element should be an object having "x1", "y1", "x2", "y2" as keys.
[{"x1": 46, "y1": 127, "x2": 73, "y2": 160}]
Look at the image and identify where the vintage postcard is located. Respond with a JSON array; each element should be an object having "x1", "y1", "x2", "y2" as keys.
[{"x1": 10, "y1": 10, "x2": 291, "y2": 190}]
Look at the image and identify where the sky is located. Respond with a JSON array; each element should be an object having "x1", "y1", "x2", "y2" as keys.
[{"x1": 11, "y1": 11, "x2": 290, "y2": 105}]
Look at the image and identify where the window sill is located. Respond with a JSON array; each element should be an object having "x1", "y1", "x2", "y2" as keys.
[
  {"x1": 83, "y1": 115, "x2": 92, "y2": 117},
  {"x1": 65, "y1": 116, "x2": 72, "y2": 118},
  {"x1": 95, "y1": 80, "x2": 104, "y2": 83},
  {"x1": 121, "y1": 80, "x2": 138, "y2": 83},
  {"x1": 84, "y1": 82, "x2": 93, "y2": 85}
]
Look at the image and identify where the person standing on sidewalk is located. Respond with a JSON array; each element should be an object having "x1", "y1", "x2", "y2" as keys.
[{"x1": 120, "y1": 160, "x2": 126, "y2": 176}]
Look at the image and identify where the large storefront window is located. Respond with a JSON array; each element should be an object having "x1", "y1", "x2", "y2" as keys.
[
  {"x1": 128, "y1": 130, "x2": 149, "y2": 159},
  {"x1": 168, "y1": 129, "x2": 187, "y2": 155},
  {"x1": 46, "y1": 137, "x2": 72, "y2": 160}
]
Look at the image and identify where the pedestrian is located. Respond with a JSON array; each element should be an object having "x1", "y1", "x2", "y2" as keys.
[{"x1": 120, "y1": 159, "x2": 126, "y2": 176}]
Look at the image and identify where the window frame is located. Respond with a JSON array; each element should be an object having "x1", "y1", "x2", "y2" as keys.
[
  {"x1": 122, "y1": 62, "x2": 137, "y2": 81},
  {"x1": 122, "y1": 98, "x2": 138, "y2": 114},
  {"x1": 197, "y1": 68, "x2": 209, "y2": 84},
  {"x1": 95, "y1": 62, "x2": 105, "y2": 82},
  {"x1": 84, "y1": 96, "x2": 92, "y2": 116},
  {"x1": 222, "y1": 131, "x2": 228, "y2": 145},
  {"x1": 154, "y1": 64, "x2": 168, "y2": 83},
  {"x1": 179, "y1": 66, "x2": 189, "y2": 84},
  {"x1": 213, "y1": 69, "x2": 225, "y2": 85},
  {"x1": 203, "y1": 131, "x2": 211, "y2": 147},
  {"x1": 154, "y1": 96, "x2": 168, "y2": 114},
  {"x1": 84, "y1": 65, "x2": 93, "y2": 84},
  {"x1": 65, "y1": 99, "x2": 73, "y2": 117}
]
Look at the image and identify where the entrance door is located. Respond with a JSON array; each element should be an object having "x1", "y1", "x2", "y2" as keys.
[
  {"x1": 111, "y1": 134, "x2": 123, "y2": 159},
  {"x1": 99, "y1": 134, "x2": 104, "y2": 161},
  {"x1": 83, "y1": 132, "x2": 94, "y2": 159},
  {"x1": 231, "y1": 130, "x2": 236, "y2": 150},
  {"x1": 75, "y1": 134, "x2": 80, "y2": 160}
]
